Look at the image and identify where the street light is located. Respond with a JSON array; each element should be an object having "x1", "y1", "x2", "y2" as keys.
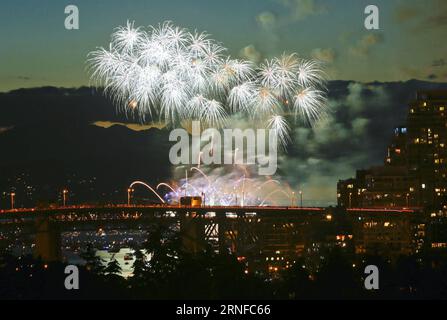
[
  {"x1": 127, "y1": 188, "x2": 134, "y2": 206},
  {"x1": 291, "y1": 191, "x2": 296, "y2": 207},
  {"x1": 62, "y1": 189, "x2": 68, "y2": 207},
  {"x1": 10, "y1": 192, "x2": 15, "y2": 210}
]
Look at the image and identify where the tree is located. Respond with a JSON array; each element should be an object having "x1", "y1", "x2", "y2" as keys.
[
  {"x1": 131, "y1": 249, "x2": 147, "y2": 281},
  {"x1": 80, "y1": 244, "x2": 104, "y2": 275},
  {"x1": 143, "y1": 224, "x2": 182, "y2": 278},
  {"x1": 104, "y1": 255, "x2": 122, "y2": 276}
]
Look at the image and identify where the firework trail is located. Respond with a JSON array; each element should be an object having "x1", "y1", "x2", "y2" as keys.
[
  {"x1": 88, "y1": 21, "x2": 328, "y2": 148},
  {"x1": 163, "y1": 166, "x2": 293, "y2": 206}
]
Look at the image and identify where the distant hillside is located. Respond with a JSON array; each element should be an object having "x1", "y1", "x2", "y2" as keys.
[{"x1": 1, "y1": 80, "x2": 447, "y2": 207}]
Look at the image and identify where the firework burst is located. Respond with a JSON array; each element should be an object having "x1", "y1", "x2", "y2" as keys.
[{"x1": 88, "y1": 21, "x2": 328, "y2": 148}]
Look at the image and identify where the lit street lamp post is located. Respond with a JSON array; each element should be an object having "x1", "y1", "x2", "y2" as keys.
[
  {"x1": 127, "y1": 188, "x2": 134, "y2": 206},
  {"x1": 10, "y1": 192, "x2": 15, "y2": 210},
  {"x1": 62, "y1": 189, "x2": 68, "y2": 207}
]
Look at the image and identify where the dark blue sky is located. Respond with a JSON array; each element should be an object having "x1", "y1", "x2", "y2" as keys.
[{"x1": 1, "y1": 0, "x2": 446, "y2": 91}]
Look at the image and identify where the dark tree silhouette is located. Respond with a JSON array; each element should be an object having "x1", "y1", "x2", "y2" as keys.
[
  {"x1": 80, "y1": 243, "x2": 105, "y2": 275},
  {"x1": 104, "y1": 255, "x2": 122, "y2": 276}
]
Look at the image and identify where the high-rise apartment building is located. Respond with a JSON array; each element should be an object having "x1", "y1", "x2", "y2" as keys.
[{"x1": 338, "y1": 90, "x2": 447, "y2": 209}]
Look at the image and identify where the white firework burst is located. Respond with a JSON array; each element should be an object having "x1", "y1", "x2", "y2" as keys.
[
  {"x1": 293, "y1": 87, "x2": 327, "y2": 124},
  {"x1": 297, "y1": 59, "x2": 326, "y2": 87},
  {"x1": 200, "y1": 99, "x2": 228, "y2": 128},
  {"x1": 258, "y1": 59, "x2": 279, "y2": 90},
  {"x1": 228, "y1": 82, "x2": 256, "y2": 112},
  {"x1": 252, "y1": 87, "x2": 281, "y2": 118},
  {"x1": 267, "y1": 115, "x2": 291, "y2": 150},
  {"x1": 111, "y1": 21, "x2": 143, "y2": 53},
  {"x1": 187, "y1": 94, "x2": 208, "y2": 118},
  {"x1": 274, "y1": 53, "x2": 299, "y2": 98},
  {"x1": 88, "y1": 20, "x2": 328, "y2": 147}
]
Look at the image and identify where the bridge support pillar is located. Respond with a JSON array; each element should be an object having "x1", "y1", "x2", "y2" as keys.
[
  {"x1": 180, "y1": 215, "x2": 205, "y2": 254},
  {"x1": 34, "y1": 218, "x2": 62, "y2": 262},
  {"x1": 217, "y1": 217, "x2": 228, "y2": 254}
]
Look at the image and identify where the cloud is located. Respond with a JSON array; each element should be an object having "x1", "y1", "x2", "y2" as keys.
[
  {"x1": 394, "y1": 0, "x2": 447, "y2": 31},
  {"x1": 279, "y1": 0, "x2": 327, "y2": 21},
  {"x1": 278, "y1": 81, "x2": 399, "y2": 205},
  {"x1": 432, "y1": 59, "x2": 446, "y2": 67},
  {"x1": 426, "y1": 13, "x2": 447, "y2": 29},
  {"x1": 311, "y1": 48, "x2": 336, "y2": 63},
  {"x1": 393, "y1": 5, "x2": 420, "y2": 23},
  {"x1": 256, "y1": 11, "x2": 277, "y2": 30},
  {"x1": 398, "y1": 60, "x2": 447, "y2": 81},
  {"x1": 253, "y1": 0, "x2": 327, "y2": 50},
  {"x1": 424, "y1": 0, "x2": 447, "y2": 29},
  {"x1": 349, "y1": 34, "x2": 383, "y2": 58},
  {"x1": 92, "y1": 121, "x2": 166, "y2": 131},
  {"x1": 351, "y1": 118, "x2": 369, "y2": 136},
  {"x1": 239, "y1": 45, "x2": 263, "y2": 63}
]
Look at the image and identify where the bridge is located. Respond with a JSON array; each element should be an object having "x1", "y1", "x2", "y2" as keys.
[{"x1": 0, "y1": 204, "x2": 419, "y2": 265}]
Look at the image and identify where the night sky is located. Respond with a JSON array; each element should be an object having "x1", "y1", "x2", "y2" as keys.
[
  {"x1": 1, "y1": 1, "x2": 447, "y2": 205},
  {"x1": 1, "y1": 0, "x2": 447, "y2": 91}
]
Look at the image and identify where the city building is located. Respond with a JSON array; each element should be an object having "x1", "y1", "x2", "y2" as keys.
[
  {"x1": 338, "y1": 90, "x2": 447, "y2": 209},
  {"x1": 348, "y1": 209, "x2": 416, "y2": 260}
]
